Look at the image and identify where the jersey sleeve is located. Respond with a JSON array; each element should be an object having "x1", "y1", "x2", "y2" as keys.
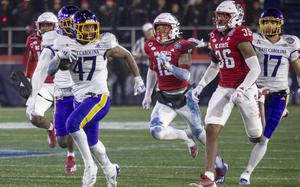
[
  {"x1": 177, "y1": 39, "x2": 194, "y2": 54},
  {"x1": 232, "y1": 26, "x2": 253, "y2": 45},
  {"x1": 144, "y1": 41, "x2": 154, "y2": 70},
  {"x1": 42, "y1": 30, "x2": 58, "y2": 48},
  {"x1": 284, "y1": 35, "x2": 300, "y2": 61},
  {"x1": 100, "y1": 32, "x2": 119, "y2": 49}
]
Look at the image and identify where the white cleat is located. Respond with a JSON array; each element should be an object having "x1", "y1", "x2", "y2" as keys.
[
  {"x1": 239, "y1": 171, "x2": 250, "y2": 185},
  {"x1": 82, "y1": 163, "x2": 98, "y2": 187},
  {"x1": 105, "y1": 163, "x2": 121, "y2": 187}
]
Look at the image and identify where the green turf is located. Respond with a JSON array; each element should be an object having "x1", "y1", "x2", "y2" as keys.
[{"x1": 0, "y1": 106, "x2": 299, "y2": 187}]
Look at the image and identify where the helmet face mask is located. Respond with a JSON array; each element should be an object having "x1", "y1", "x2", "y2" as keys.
[
  {"x1": 259, "y1": 8, "x2": 284, "y2": 36},
  {"x1": 153, "y1": 13, "x2": 180, "y2": 43},
  {"x1": 58, "y1": 5, "x2": 80, "y2": 37},
  {"x1": 72, "y1": 10, "x2": 100, "y2": 43},
  {"x1": 215, "y1": 1, "x2": 244, "y2": 32}
]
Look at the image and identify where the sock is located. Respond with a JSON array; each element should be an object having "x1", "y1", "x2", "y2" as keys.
[
  {"x1": 67, "y1": 151, "x2": 75, "y2": 157},
  {"x1": 205, "y1": 171, "x2": 215, "y2": 181},
  {"x1": 70, "y1": 129, "x2": 94, "y2": 167},
  {"x1": 48, "y1": 122, "x2": 54, "y2": 130},
  {"x1": 245, "y1": 136, "x2": 269, "y2": 174},
  {"x1": 90, "y1": 141, "x2": 113, "y2": 173},
  {"x1": 215, "y1": 153, "x2": 224, "y2": 169},
  {"x1": 196, "y1": 130, "x2": 206, "y2": 145}
]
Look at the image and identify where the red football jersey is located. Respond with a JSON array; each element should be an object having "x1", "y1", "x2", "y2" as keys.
[
  {"x1": 209, "y1": 26, "x2": 253, "y2": 88},
  {"x1": 25, "y1": 32, "x2": 54, "y2": 83},
  {"x1": 144, "y1": 38, "x2": 193, "y2": 91}
]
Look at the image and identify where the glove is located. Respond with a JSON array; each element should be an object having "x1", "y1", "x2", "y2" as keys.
[
  {"x1": 191, "y1": 84, "x2": 204, "y2": 103},
  {"x1": 231, "y1": 87, "x2": 245, "y2": 104},
  {"x1": 157, "y1": 53, "x2": 173, "y2": 72},
  {"x1": 142, "y1": 96, "x2": 151, "y2": 110},
  {"x1": 57, "y1": 47, "x2": 78, "y2": 62},
  {"x1": 258, "y1": 87, "x2": 269, "y2": 103},
  {"x1": 134, "y1": 76, "x2": 146, "y2": 95},
  {"x1": 188, "y1": 38, "x2": 207, "y2": 48}
]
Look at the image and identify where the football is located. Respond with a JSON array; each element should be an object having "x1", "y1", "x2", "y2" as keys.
[{"x1": 59, "y1": 59, "x2": 72, "y2": 70}]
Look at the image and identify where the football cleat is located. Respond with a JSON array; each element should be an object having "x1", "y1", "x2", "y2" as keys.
[
  {"x1": 239, "y1": 171, "x2": 251, "y2": 185},
  {"x1": 189, "y1": 174, "x2": 217, "y2": 187},
  {"x1": 105, "y1": 163, "x2": 120, "y2": 187},
  {"x1": 82, "y1": 163, "x2": 98, "y2": 187},
  {"x1": 215, "y1": 163, "x2": 229, "y2": 184},
  {"x1": 189, "y1": 144, "x2": 198, "y2": 158},
  {"x1": 47, "y1": 125, "x2": 56, "y2": 148},
  {"x1": 65, "y1": 155, "x2": 77, "y2": 175}
]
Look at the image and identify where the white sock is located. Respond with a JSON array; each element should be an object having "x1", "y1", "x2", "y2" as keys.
[
  {"x1": 196, "y1": 130, "x2": 206, "y2": 145},
  {"x1": 70, "y1": 129, "x2": 94, "y2": 167},
  {"x1": 215, "y1": 153, "x2": 224, "y2": 169},
  {"x1": 245, "y1": 136, "x2": 269, "y2": 174},
  {"x1": 67, "y1": 151, "x2": 75, "y2": 157},
  {"x1": 48, "y1": 122, "x2": 54, "y2": 130},
  {"x1": 90, "y1": 141, "x2": 113, "y2": 173},
  {"x1": 205, "y1": 171, "x2": 215, "y2": 181}
]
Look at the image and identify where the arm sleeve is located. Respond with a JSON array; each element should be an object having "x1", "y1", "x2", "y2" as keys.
[
  {"x1": 169, "y1": 65, "x2": 191, "y2": 81},
  {"x1": 144, "y1": 68, "x2": 157, "y2": 99},
  {"x1": 198, "y1": 61, "x2": 219, "y2": 87},
  {"x1": 238, "y1": 55, "x2": 261, "y2": 90},
  {"x1": 30, "y1": 48, "x2": 54, "y2": 100}
]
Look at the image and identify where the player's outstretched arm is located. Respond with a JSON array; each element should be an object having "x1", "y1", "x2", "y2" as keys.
[{"x1": 107, "y1": 45, "x2": 145, "y2": 95}]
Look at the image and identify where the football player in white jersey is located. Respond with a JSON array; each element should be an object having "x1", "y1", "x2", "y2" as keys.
[
  {"x1": 25, "y1": 12, "x2": 58, "y2": 149},
  {"x1": 26, "y1": 6, "x2": 79, "y2": 175},
  {"x1": 48, "y1": 10, "x2": 145, "y2": 187},
  {"x1": 239, "y1": 8, "x2": 300, "y2": 185}
]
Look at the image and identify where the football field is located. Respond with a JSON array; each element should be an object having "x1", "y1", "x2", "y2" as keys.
[{"x1": 0, "y1": 106, "x2": 299, "y2": 187}]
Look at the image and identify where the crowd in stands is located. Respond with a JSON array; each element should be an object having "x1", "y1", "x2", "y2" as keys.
[{"x1": 1, "y1": 0, "x2": 264, "y2": 29}]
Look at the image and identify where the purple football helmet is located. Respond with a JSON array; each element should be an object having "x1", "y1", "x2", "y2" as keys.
[
  {"x1": 58, "y1": 5, "x2": 79, "y2": 36},
  {"x1": 259, "y1": 8, "x2": 284, "y2": 36},
  {"x1": 72, "y1": 10, "x2": 100, "y2": 43}
]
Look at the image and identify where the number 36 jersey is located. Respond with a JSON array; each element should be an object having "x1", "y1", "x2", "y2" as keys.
[
  {"x1": 253, "y1": 33, "x2": 300, "y2": 92},
  {"x1": 209, "y1": 26, "x2": 253, "y2": 88},
  {"x1": 53, "y1": 32, "x2": 118, "y2": 102}
]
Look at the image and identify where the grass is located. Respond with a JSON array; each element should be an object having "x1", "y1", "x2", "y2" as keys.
[{"x1": 0, "y1": 106, "x2": 299, "y2": 187}]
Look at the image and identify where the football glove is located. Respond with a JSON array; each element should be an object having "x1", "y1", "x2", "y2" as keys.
[
  {"x1": 188, "y1": 38, "x2": 207, "y2": 48},
  {"x1": 134, "y1": 76, "x2": 146, "y2": 95},
  {"x1": 231, "y1": 87, "x2": 245, "y2": 104},
  {"x1": 57, "y1": 48, "x2": 78, "y2": 63},
  {"x1": 191, "y1": 84, "x2": 204, "y2": 103},
  {"x1": 142, "y1": 96, "x2": 151, "y2": 110}
]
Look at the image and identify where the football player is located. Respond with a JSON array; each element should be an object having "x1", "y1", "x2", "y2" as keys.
[
  {"x1": 239, "y1": 8, "x2": 300, "y2": 185},
  {"x1": 25, "y1": 12, "x2": 58, "y2": 148},
  {"x1": 142, "y1": 12, "x2": 228, "y2": 184},
  {"x1": 48, "y1": 10, "x2": 145, "y2": 187},
  {"x1": 189, "y1": 1, "x2": 262, "y2": 186}
]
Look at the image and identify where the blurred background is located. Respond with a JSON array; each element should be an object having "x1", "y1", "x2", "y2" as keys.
[{"x1": 0, "y1": 0, "x2": 299, "y2": 106}]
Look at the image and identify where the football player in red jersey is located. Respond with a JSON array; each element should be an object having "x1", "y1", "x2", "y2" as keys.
[
  {"x1": 143, "y1": 12, "x2": 227, "y2": 180},
  {"x1": 25, "y1": 12, "x2": 58, "y2": 148},
  {"x1": 189, "y1": 1, "x2": 262, "y2": 187}
]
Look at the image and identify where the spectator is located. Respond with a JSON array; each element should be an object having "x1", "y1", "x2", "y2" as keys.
[{"x1": 0, "y1": 0, "x2": 13, "y2": 28}]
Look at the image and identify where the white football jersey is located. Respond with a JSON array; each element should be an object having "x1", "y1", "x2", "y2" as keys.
[
  {"x1": 43, "y1": 30, "x2": 74, "y2": 93},
  {"x1": 253, "y1": 33, "x2": 300, "y2": 92},
  {"x1": 53, "y1": 32, "x2": 118, "y2": 102}
]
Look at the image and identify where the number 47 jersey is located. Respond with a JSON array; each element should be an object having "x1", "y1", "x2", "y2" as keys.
[
  {"x1": 53, "y1": 33, "x2": 118, "y2": 102},
  {"x1": 209, "y1": 26, "x2": 253, "y2": 88},
  {"x1": 253, "y1": 33, "x2": 300, "y2": 92}
]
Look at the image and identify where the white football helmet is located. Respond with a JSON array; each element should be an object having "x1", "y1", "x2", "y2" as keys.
[
  {"x1": 36, "y1": 12, "x2": 58, "y2": 33},
  {"x1": 215, "y1": 0, "x2": 244, "y2": 32},
  {"x1": 153, "y1": 12, "x2": 180, "y2": 43}
]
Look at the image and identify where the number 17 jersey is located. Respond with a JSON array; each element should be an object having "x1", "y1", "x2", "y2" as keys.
[
  {"x1": 209, "y1": 26, "x2": 253, "y2": 88},
  {"x1": 253, "y1": 33, "x2": 300, "y2": 92}
]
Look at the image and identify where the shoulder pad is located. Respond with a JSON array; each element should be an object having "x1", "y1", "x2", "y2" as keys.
[
  {"x1": 53, "y1": 34, "x2": 71, "y2": 50},
  {"x1": 99, "y1": 32, "x2": 119, "y2": 49},
  {"x1": 42, "y1": 30, "x2": 59, "y2": 47},
  {"x1": 282, "y1": 35, "x2": 300, "y2": 50}
]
